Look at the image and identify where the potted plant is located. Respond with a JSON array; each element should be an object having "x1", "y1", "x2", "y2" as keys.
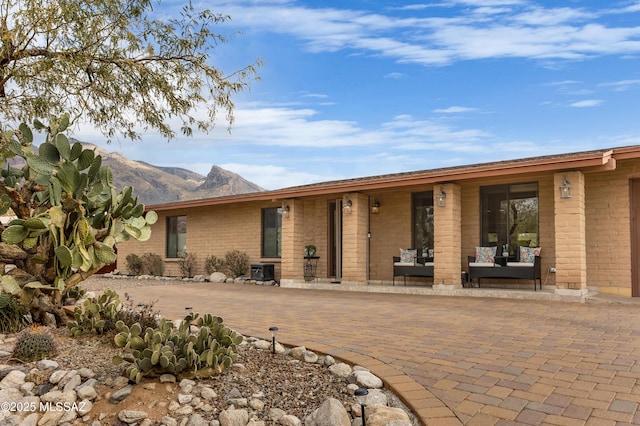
[{"x1": 304, "y1": 245, "x2": 317, "y2": 257}]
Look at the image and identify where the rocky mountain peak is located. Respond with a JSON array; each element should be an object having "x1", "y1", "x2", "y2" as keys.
[{"x1": 20, "y1": 140, "x2": 266, "y2": 205}]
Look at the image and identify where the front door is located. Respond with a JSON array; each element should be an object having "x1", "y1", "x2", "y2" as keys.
[{"x1": 631, "y1": 180, "x2": 640, "y2": 296}]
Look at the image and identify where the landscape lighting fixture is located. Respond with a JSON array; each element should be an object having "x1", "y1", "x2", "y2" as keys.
[
  {"x1": 354, "y1": 388, "x2": 369, "y2": 426},
  {"x1": 436, "y1": 186, "x2": 447, "y2": 207},
  {"x1": 185, "y1": 307, "x2": 193, "y2": 332},
  {"x1": 269, "y1": 326, "x2": 279, "y2": 355},
  {"x1": 559, "y1": 175, "x2": 572, "y2": 199}
]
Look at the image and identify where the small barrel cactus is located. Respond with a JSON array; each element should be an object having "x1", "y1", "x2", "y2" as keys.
[{"x1": 11, "y1": 325, "x2": 57, "y2": 362}]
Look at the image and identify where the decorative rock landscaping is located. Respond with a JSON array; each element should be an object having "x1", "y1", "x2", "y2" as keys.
[
  {"x1": 0, "y1": 334, "x2": 416, "y2": 426},
  {"x1": 103, "y1": 270, "x2": 280, "y2": 287}
]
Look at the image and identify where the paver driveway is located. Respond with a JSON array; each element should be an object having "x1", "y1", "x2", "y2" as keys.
[{"x1": 121, "y1": 282, "x2": 640, "y2": 425}]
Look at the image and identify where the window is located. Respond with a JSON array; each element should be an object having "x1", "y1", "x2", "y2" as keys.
[
  {"x1": 412, "y1": 191, "x2": 434, "y2": 254},
  {"x1": 262, "y1": 208, "x2": 282, "y2": 258},
  {"x1": 166, "y1": 216, "x2": 186, "y2": 258},
  {"x1": 480, "y1": 183, "x2": 538, "y2": 256}
]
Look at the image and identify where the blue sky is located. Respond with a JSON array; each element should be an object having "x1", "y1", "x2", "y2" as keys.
[{"x1": 78, "y1": 0, "x2": 640, "y2": 190}]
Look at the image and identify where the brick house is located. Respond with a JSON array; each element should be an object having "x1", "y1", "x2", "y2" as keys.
[{"x1": 116, "y1": 146, "x2": 640, "y2": 297}]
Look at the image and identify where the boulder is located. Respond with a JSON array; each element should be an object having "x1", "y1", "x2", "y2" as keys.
[
  {"x1": 0, "y1": 370, "x2": 26, "y2": 390},
  {"x1": 219, "y1": 408, "x2": 249, "y2": 426},
  {"x1": 328, "y1": 362, "x2": 352, "y2": 379},
  {"x1": 352, "y1": 370, "x2": 383, "y2": 389},
  {"x1": 365, "y1": 404, "x2": 411, "y2": 426},
  {"x1": 118, "y1": 410, "x2": 149, "y2": 423},
  {"x1": 279, "y1": 414, "x2": 302, "y2": 426},
  {"x1": 210, "y1": 272, "x2": 227, "y2": 282},
  {"x1": 303, "y1": 351, "x2": 319, "y2": 363},
  {"x1": 289, "y1": 346, "x2": 306, "y2": 360},
  {"x1": 304, "y1": 397, "x2": 350, "y2": 426}
]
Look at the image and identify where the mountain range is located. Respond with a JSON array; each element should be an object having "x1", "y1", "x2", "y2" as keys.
[
  {"x1": 81, "y1": 143, "x2": 264, "y2": 205},
  {"x1": 2, "y1": 141, "x2": 264, "y2": 206}
]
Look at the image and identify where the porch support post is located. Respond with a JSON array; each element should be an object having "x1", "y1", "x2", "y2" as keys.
[
  {"x1": 434, "y1": 183, "x2": 463, "y2": 289},
  {"x1": 341, "y1": 193, "x2": 368, "y2": 285},
  {"x1": 554, "y1": 171, "x2": 588, "y2": 296},
  {"x1": 280, "y1": 199, "x2": 305, "y2": 285}
]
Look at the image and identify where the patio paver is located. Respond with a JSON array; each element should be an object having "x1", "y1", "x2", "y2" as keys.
[{"x1": 120, "y1": 282, "x2": 640, "y2": 425}]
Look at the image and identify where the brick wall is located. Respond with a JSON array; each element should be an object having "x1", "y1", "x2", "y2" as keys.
[
  {"x1": 341, "y1": 193, "x2": 369, "y2": 283},
  {"x1": 117, "y1": 201, "x2": 283, "y2": 278},
  {"x1": 434, "y1": 183, "x2": 462, "y2": 286},
  {"x1": 554, "y1": 171, "x2": 587, "y2": 291},
  {"x1": 368, "y1": 191, "x2": 413, "y2": 281},
  {"x1": 584, "y1": 159, "x2": 640, "y2": 296},
  {"x1": 116, "y1": 157, "x2": 640, "y2": 295}
]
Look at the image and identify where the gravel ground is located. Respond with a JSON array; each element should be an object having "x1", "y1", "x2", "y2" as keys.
[{"x1": 35, "y1": 275, "x2": 419, "y2": 424}]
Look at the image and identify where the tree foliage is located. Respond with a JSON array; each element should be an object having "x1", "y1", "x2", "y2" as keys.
[
  {"x1": 0, "y1": 0, "x2": 261, "y2": 140},
  {"x1": 0, "y1": 115, "x2": 156, "y2": 325}
]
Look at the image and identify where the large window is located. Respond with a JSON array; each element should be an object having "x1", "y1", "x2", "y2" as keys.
[
  {"x1": 262, "y1": 208, "x2": 282, "y2": 258},
  {"x1": 480, "y1": 183, "x2": 538, "y2": 256},
  {"x1": 166, "y1": 216, "x2": 187, "y2": 258},
  {"x1": 412, "y1": 191, "x2": 434, "y2": 254}
]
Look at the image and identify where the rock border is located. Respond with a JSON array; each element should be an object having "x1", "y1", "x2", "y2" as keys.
[{"x1": 0, "y1": 333, "x2": 418, "y2": 426}]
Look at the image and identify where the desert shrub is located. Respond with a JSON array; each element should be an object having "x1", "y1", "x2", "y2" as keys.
[
  {"x1": 141, "y1": 253, "x2": 164, "y2": 276},
  {"x1": 116, "y1": 293, "x2": 159, "y2": 330},
  {"x1": 179, "y1": 252, "x2": 197, "y2": 277},
  {"x1": 224, "y1": 249, "x2": 249, "y2": 278},
  {"x1": 126, "y1": 253, "x2": 143, "y2": 275},
  {"x1": 205, "y1": 255, "x2": 225, "y2": 274},
  {"x1": 12, "y1": 325, "x2": 56, "y2": 362},
  {"x1": 0, "y1": 293, "x2": 28, "y2": 334}
]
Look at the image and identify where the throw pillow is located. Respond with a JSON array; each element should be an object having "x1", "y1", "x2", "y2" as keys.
[
  {"x1": 400, "y1": 249, "x2": 417, "y2": 264},
  {"x1": 520, "y1": 246, "x2": 541, "y2": 263},
  {"x1": 475, "y1": 246, "x2": 497, "y2": 263}
]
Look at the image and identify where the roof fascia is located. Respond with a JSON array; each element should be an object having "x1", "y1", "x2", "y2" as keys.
[{"x1": 148, "y1": 149, "x2": 627, "y2": 211}]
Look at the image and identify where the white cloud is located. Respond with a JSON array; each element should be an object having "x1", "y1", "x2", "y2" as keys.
[
  {"x1": 433, "y1": 106, "x2": 478, "y2": 113},
  {"x1": 216, "y1": 1, "x2": 640, "y2": 67},
  {"x1": 301, "y1": 92, "x2": 330, "y2": 99},
  {"x1": 219, "y1": 163, "x2": 327, "y2": 189},
  {"x1": 569, "y1": 99, "x2": 603, "y2": 107},
  {"x1": 599, "y1": 79, "x2": 640, "y2": 91}
]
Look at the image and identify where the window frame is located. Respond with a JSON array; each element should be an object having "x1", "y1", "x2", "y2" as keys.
[
  {"x1": 166, "y1": 215, "x2": 187, "y2": 258},
  {"x1": 412, "y1": 191, "x2": 434, "y2": 255},
  {"x1": 261, "y1": 207, "x2": 282, "y2": 258},
  {"x1": 480, "y1": 182, "x2": 539, "y2": 257}
]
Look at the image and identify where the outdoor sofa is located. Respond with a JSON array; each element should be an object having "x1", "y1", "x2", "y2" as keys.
[
  {"x1": 467, "y1": 246, "x2": 542, "y2": 291},
  {"x1": 393, "y1": 249, "x2": 434, "y2": 286}
]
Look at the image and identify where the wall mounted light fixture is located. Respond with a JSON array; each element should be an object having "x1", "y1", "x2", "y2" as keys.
[
  {"x1": 559, "y1": 176, "x2": 572, "y2": 199},
  {"x1": 436, "y1": 186, "x2": 447, "y2": 207},
  {"x1": 343, "y1": 198, "x2": 353, "y2": 215},
  {"x1": 371, "y1": 200, "x2": 380, "y2": 214},
  {"x1": 282, "y1": 204, "x2": 290, "y2": 218}
]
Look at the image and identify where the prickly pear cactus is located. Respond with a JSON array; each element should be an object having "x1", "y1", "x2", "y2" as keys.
[
  {"x1": 113, "y1": 312, "x2": 243, "y2": 383},
  {"x1": 66, "y1": 289, "x2": 122, "y2": 336},
  {"x1": 0, "y1": 115, "x2": 156, "y2": 325}
]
